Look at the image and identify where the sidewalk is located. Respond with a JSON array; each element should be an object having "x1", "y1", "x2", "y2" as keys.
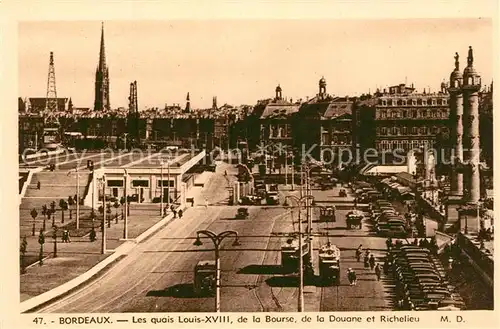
[{"x1": 20, "y1": 203, "x2": 170, "y2": 302}]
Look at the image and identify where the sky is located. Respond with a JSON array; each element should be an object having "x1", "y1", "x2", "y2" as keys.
[{"x1": 18, "y1": 19, "x2": 493, "y2": 109}]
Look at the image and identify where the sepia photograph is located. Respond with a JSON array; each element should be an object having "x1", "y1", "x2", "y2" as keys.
[{"x1": 14, "y1": 11, "x2": 495, "y2": 319}]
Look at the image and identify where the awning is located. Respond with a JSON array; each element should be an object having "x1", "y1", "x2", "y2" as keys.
[
  {"x1": 381, "y1": 178, "x2": 392, "y2": 185},
  {"x1": 389, "y1": 182, "x2": 401, "y2": 189},
  {"x1": 396, "y1": 186, "x2": 411, "y2": 194}
]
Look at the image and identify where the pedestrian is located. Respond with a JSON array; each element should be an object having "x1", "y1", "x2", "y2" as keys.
[
  {"x1": 37, "y1": 181, "x2": 41, "y2": 190},
  {"x1": 355, "y1": 246, "x2": 362, "y2": 262},
  {"x1": 383, "y1": 259, "x2": 389, "y2": 274},
  {"x1": 385, "y1": 238, "x2": 392, "y2": 250},
  {"x1": 178, "y1": 209, "x2": 183, "y2": 218},
  {"x1": 89, "y1": 227, "x2": 96, "y2": 242},
  {"x1": 173, "y1": 209, "x2": 177, "y2": 218},
  {"x1": 191, "y1": 198, "x2": 195, "y2": 207},
  {"x1": 374, "y1": 263, "x2": 381, "y2": 280},
  {"x1": 369, "y1": 254, "x2": 375, "y2": 270},
  {"x1": 224, "y1": 170, "x2": 227, "y2": 176},
  {"x1": 364, "y1": 253, "x2": 369, "y2": 268},
  {"x1": 347, "y1": 268, "x2": 355, "y2": 286},
  {"x1": 65, "y1": 230, "x2": 71, "y2": 243},
  {"x1": 205, "y1": 198, "x2": 208, "y2": 208}
]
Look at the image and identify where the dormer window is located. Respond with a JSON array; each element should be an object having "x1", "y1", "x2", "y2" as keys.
[
  {"x1": 402, "y1": 99, "x2": 407, "y2": 106},
  {"x1": 442, "y1": 99, "x2": 447, "y2": 105},
  {"x1": 431, "y1": 99, "x2": 437, "y2": 106},
  {"x1": 422, "y1": 99, "x2": 427, "y2": 106},
  {"x1": 412, "y1": 99, "x2": 417, "y2": 106},
  {"x1": 382, "y1": 100, "x2": 387, "y2": 106}
]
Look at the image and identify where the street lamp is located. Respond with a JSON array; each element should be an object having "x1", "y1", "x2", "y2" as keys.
[
  {"x1": 67, "y1": 166, "x2": 81, "y2": 229},
  {"x1": 284, "y1": 194, "x2": 315, "y2": 312},
  {"x1": 193, "y1": 230, "x2": 240, "y2": 313},
  {"x1": 123, "y1": 169, "x2": 128, "y2": 239},
  {"x1": 98, "y1": 175, "x2": 107, "y2": 254},
  {"x1": 160, "y1": 160, "x2": 164, "y2": 216}
]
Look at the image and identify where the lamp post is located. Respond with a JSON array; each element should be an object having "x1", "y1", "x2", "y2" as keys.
[
  {"x1": 193, "y1": 230, "x2": 240, "y2": 313},
  {"x1": 160, "y1": 161, "x2": 164, "y2": 216},
  {"x1": 284, "y1": 194, "x2": 315, "y2": 312},
  {"x1": 98, "y1": 175, "x2": 107, "y2": 254},
  {"x1": 67, "y1": 166, "x2": 81, "y2": 229},
  {"x1": 123, "y1": 169, "x2": 128, "y2": 239}
]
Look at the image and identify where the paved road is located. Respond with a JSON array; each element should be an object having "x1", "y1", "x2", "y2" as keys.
[{"x1": 38, "y1": 168, "x2": 393, "y2": 313}]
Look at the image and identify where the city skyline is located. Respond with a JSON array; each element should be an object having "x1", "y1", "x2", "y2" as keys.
[{"x1": 19, "y1": 19, "x2": 493, "y2": 109}]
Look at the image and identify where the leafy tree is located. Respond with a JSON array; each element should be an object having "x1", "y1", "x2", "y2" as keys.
[
  {"x1": 52, "y1": 225, "x2": 58, "y2": 258},
  {"x1": 41, "y1": 205, "x2": 47, "y2": 231},
  {"x1": 38, "y1": 229, "x2": 45, "y2": 266},
  {"x1": 67, "y1": 196, "x2": 74, "y2": 219},
  {"x1": 59, "y1": 199, "x2": 68, "y2": 224},
  {"x1": 113, "y1": 201, "x2": 120, "y2": 223},
  {"x1": 106, "y1": 203, "x2": 112, "y2": 228},
  {"x1": 30, "y1": 208, "x2": 38, "y2": 236},
  {"x1": 20, "y1": 236, "x2": 28, "y2": 274}
]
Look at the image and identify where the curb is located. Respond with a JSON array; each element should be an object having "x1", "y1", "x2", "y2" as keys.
[{"x1": 20, "y1": 208, "x2": 184, "y2": 313}]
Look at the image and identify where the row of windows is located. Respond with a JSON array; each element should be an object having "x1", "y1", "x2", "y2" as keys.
[
  {"x1": 107, "y1": 179, "x2": 175, "y2": 188},
  {"x1": 377, "y1": 108, "x2": 448, "y2": 120},
  {"x1": 379, "y1": 98, "x2": 447, "y2": 107},
  {"x1": 377, "y1": 126, "x2": 448, "y2": 136},
  {"x1": 377, "y1": 139, "x2": 431, "y2": 151}
]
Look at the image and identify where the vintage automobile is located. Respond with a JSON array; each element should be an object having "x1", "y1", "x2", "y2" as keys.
[
  {"x1": 266, "y1": 191, "x2": 280, "y2": 205},
  {"x1": 319, "y1": 206, "x2": 336, "y2": 222},
  {"x1": 235, "y1": 207, "x2": 249, "y2": 219},
  {"x1": 346, "y1": 210, "x2": 364, "y2": 229},
  {"x1": 193, "y1": 260, "x2": 216, "y2": 296},
  {"x1": 318, "y1": 242, "x2": 341, "y2": 285}
]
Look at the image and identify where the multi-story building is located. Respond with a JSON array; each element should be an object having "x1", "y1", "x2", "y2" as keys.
[
  {"x1": 294, "y1": 77, "x2": 356, "y2": 164},
  {"x1": 259, "y1": 85, "x2": 300, "y2": 148},
  {"x1": 371, "y1": 83, "x2": 450, "y2": 157}
]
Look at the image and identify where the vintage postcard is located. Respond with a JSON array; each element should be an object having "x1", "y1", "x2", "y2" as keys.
[{"x1": 1, "y1": 0, "x2": 498, "y2": 328}]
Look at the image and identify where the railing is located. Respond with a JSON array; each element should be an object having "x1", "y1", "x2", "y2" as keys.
[{"x1": 456, "y1": 232, "x2": 494, "y2": 286}]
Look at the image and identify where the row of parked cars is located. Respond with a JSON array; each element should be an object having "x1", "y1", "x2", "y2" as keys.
[
  {"x1": 369, "y1": 199, "x2": 409, "y2": 238},
  {"x1": 390, "y1": 245, "x2": 465, "y2": 310}
]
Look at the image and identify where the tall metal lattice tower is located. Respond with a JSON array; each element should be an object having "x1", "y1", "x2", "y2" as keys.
[{"x1": 44, "y1": 51, "x2": 59, "y2": 125}]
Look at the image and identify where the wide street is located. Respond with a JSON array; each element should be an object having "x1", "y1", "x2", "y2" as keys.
[{"x1": 37, "y1": 163, "x2": 392, "y2": 313}]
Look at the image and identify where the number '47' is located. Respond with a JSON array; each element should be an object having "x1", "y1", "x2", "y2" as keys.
[{"x1": 33, "y1": 317, "x2": 44, "y2": 324}]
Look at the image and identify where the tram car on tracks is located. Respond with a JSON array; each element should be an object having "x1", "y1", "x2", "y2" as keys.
[
  {"x1": 346, "y1": 210, "x2": 364, "y2": 229},
  {"x1": 318, "y1": 242, "x2": 341, "y2": 285},
  {"x1": 319, "y1": 206, "x2": 336, "y2": 222},
  {"x1": 280, "y1": 237, "x2": 310, "y2": 272},
  {"x1": 193, "y1": 260, "x2": 216, "y2": 296}
]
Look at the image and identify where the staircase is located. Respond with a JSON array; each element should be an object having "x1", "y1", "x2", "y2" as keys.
[{"x1": 24, "y1": 171, "x2": 91, "y2": 198}]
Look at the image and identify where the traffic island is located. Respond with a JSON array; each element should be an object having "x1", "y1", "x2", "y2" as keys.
[{"x1": 19, "y1": 203, "x2": 184, "y2": 308}]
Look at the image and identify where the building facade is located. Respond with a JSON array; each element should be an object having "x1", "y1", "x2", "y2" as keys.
[{"x1": 373, "y1": 83, "x2": 450, "y2": 155}]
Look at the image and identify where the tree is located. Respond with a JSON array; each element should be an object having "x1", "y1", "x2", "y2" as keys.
[
  {"x1": 113, "y1": 201, "x2": 120, "y2": 223},
  {"x1": 30, "y1": 208, "x2": 38, "y2": 236},
  {"x1": 67, "y1": 196, "x2": 74, "y2": 219},
  {"x1": 89, "y1": 227, "x2": 96, "y2": 242},
  {"x1": 126, "y1": 195, "x2": 132, "y2": 216},
  {"x1": 52, "y1": 225, "x2": 58, "y2": 258},
  {"x1": 38, "y1": 229, "x2": 45, "y2": 266},
  {"x1": 120, "y1": 196, "x2": 125, "y2": 219},
  {"x1": 59, "y1": 199, "x2": 68, "y2": 224},
  {"x1": 20, "y1": 236, "x2": 28, "y2": 274},
  {"x1": 41, "y1": 205, "x2": 47, "y2": 231},
  {"x1": 106, "y1": 202, "x2": 112, "y2": 228}
]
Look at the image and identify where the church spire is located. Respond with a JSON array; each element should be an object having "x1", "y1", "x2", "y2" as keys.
[{"x1": 99, "y1": 22, "x2": 106, "y2": 71}]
